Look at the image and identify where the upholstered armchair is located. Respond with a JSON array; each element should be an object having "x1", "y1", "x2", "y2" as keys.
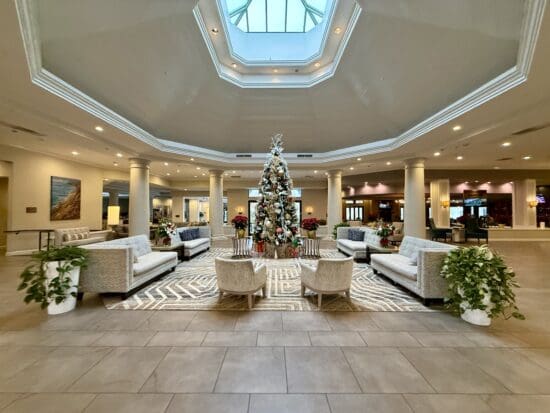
[
  {"x1": 300, "y1": 257, "x2": 354, "y2": 307},
  {"x1": 214, "y1": 257, "x2": 267, "y2": 309}
]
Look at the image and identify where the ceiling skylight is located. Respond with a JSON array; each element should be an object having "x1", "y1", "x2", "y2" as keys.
[{"x1": 226, "y1": 0, "x2": 328, "y2": 33}]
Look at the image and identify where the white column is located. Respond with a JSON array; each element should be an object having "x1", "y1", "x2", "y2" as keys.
[
  {"x1": 327, "y1": 170, "x2": 343, "y2": 239},
  {"x1": 209, "y1": 169, "x2": 225, "y2": 239},
  {"x1": 430, "y1": 179, "x2": 450, "y2": 228},
  {"x1": 512, "y1": 179, "x2": 537, "y2": 228},
  {"x1": 404, "y1": 158, "x2": 426, "y2": 238},
  {"x1": 171, "y1": 193, "x2": 184, "y2": 223},
  {"x1": 128, "y1": 158, "x2": 150, "y2": 237},
  {"x1": 108, "y1": 191, "x2": 119, "y2": 206}
]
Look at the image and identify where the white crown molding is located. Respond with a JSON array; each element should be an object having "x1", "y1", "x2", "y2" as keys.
[{"x1": 14, "y1": 0, "x2": 547, "y2": 165}]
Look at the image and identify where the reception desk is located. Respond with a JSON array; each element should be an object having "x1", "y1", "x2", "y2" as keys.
[{"x1": 488, "y1": 227, "x2": 550, "y2": 241}]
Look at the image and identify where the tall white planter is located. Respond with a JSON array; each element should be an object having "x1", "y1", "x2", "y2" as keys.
[
  {"x1": 44, "y1": 261, "x2": 80, "y2": 315},
  {"x1": 460, "y1": 293, "x2": 493, "y2": 326}
]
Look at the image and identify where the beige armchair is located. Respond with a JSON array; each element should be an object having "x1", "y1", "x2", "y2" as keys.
[
  {"x1": 300, "y1": 257, "x2": 354, "y2": 307},
  {"x1": 214, "y1": 257, "x2": 267, "y2": 309}
]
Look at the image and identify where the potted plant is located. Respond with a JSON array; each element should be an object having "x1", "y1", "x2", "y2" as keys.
[
  {"x1": 376, "y1": 224, "x2": 392, "y2": 248},
  {"x1": 231, "y1": 214, "x2": 248, "y2": 238},
  {"x1": 18, "y1": 246, "x2": 88, "y2": 315},
  {"x1": 441, "y1": 245, "x2": 524, "y2": 326},
  {"x1": 156, "y1": 219, "x2": 176, "y2": 246},
  {"x1": 301, "y1": 218, "x2": 319, "y2": 239}
]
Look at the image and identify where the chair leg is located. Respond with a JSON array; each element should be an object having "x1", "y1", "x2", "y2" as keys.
[
  {"x1": 318, "y1": 293, "x2": 323, "y2": 308},
  {"x1": 247, "y1": 294, "x2": 253, "y2": 309},
  {"x1": 218, "y1": 291, "x2": 224, "y2": 303},
  {"x1": 262, "y1": 286, "x2": 266, "y2": 298},
  {"x1": 300, "y1": 284, "x2": 306, "y2": 297},
  {"x1": 345, "y1": 290, "x2": 351, "y2": 300}
]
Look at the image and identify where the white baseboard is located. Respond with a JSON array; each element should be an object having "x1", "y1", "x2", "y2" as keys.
[{"x1": 5, "y1": 249, "x2": 37, "y2": 256}]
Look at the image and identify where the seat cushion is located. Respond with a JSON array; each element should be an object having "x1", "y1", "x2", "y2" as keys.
[
  {"x1": 63, "y1": 236, "x2": 104, "y2": 246},
  {"x1": 337, "y1": 239, "x2": 366, "y2": 252},
  {"x1": 182, "y1": 238, "x2": 209, "y2": 249},
  {"x1": 133, "y1": 252, "x2": 177, "y2": 276},
  {"x1": 371, "y1": 253, "x2": 418, "y2": 281}
]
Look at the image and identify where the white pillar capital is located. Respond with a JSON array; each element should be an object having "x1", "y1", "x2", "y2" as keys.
[
  {"x1": 327, "y1": 170, "x2": 343, "y2": 178},
  {"x1": 209, "y1": 169, "x2": 224, "y2": 177},
  {"x1": 129, "y1": 158, "x2": 151, "y2": 169},
  {"x1": 404, "y1": 158, "x2": 426, "y2": 169}
]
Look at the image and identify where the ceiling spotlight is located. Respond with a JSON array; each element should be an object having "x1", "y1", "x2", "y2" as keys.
[
  {"x1": 94, "y1": 126, "x2": 104, "y2": 132},
  {"x1": 273, "y1": 69, "x2": 279, "y2": 73},
  {"x1": 71, "y1": 151, "x2": 79, "y2": 156},
  {"x1": 176, "y1": 169, "x2": 180, "y2": 173},
  {"x1": 452, "y1": 125, "x2": 462, "y2": 132},
  {"x1": 349, "y1": 166, "x2": 354, "y2": 170},
  {"x1": 313, "y1": 170, "x2": 318, "y2": 173},
  {"x1": 386, "y1": 161, "x2": 392, "y2": 166},
  {"x1": 116, "y1": 153, "x2": 123, "y2": 158},
  {"x1": 493, "y1": 166, "x2": 501, "y2": 169},
  {"x1": 184, "y1": 188, "x2": 188, "y2": 191},
  {"x1": 194, "y1": 175, "x2": 198, "y2": 178},
  {"x1": 501, "y1": 141, "x2": 512, "y2": 147},
  {"x1": 486, "y1": 181, "x2": 491, "y2": 184},
  {"x1": 334, "y1": 27, "x2": 342, "y2": 34},
  {"x1": 113, "y1": 162, "x2": 119, "y2": 166},
  {"x1": 166, "y1": 173, "x2": 171, "y2": 176},
  {"x1": 231, "y1": 63, "x2": 237, "y2": 68},
  {"x1": 522, "y1": 155, "x2": 532, "y2": 160},
  {"x1": 164, "y1": 162, "x2": 169, "y2": 166},
  {"x1": 201, "y1": 173, "x2": 206, "y2": 176},
  {"x1": 456, "y1": 155, "x2": 463, "y2": 160},
  {"x1": 103, "y1": 178, "x2": 109, "y2": 181},
  {"x1": 433, "y1": 152, "x2": 441, "y2": 157},
  {"x1": 464, "y1": 181, "x2": 469, "y2": 184},
  {"x1": 356, "y1": 157, "x2": 362, "y2": 161},
  {"x1": 190, "y1": 158, "x2": 195, "y2": 161},
  {"x1": 232, "y1": 170, "x2": 236, "y2": 173},
  {"x1": 211, "y1": 27, "x2": 219, "y2": 34},
  {"x1": 196, "y1": 166, "x2": 201, "y2": 170},
  {"x1": 314, "y1": 62, "x2": 321, "y2": 68}
]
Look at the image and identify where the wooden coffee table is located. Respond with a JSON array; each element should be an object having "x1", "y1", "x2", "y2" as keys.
[
  {"x1": 365, "y1": 244, "x2": 399, "y2": 264},
  {"x1": 151, "y1": 243, "x2": 185, "y2": 261}
]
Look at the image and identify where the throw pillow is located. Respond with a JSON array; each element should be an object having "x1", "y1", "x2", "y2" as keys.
[
  {"x1": 179, "y1": 230, "x2": 194, "y2": 242},
  {"x1": 348, "y1": 229, "x2": 365, "y2": 242},
  {"x1": 191, "y1": 228, "x2": 200, "y2": 239}
]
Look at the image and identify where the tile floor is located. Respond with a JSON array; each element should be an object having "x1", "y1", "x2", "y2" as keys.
[{"x1": 0, "y1": 241, "x2": 549, "y2": 412}]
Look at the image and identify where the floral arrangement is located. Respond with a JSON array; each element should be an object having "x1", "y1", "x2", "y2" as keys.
[
  {"x1": 376, "y1": 224, "x2": 393, "y2": 238},
  {"x1": 441, "y1": 245, "x2": 524, "y2": 320},
  {"x1": 301, "y1": 218, "x2": 319, "y2": 231},
  {"x1": 231, "y1": 215, "x2": 248, "y2": 230},
  {"x1": 156, "y1": 219, "x2": 177, "y2": 239}
]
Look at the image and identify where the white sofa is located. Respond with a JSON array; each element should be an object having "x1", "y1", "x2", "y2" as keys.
[
  {"x1": 80, "y1": 235, "x2": 178, "y2": 298},
  {"x1": 336, "y1": 226, "x2": 383, "y2": 260},
  {"x1": 370, "y1": 236, "x2": 456, "y2": 302},
  {"x1": 54, "y1": 227, "x2": 111, "y2": 247},
  {"x1": 169, "y1": 226, "x2": 211, "y2": 259}
]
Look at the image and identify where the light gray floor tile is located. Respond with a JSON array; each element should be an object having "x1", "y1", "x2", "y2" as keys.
[
  {"x1": 91, "y1": 331, "x2": 155, "y2": 346},
  {"x1": 515, "y1": 348, "x2": 550, "y2": 370},
  {"x1": 84, "y1": 394, "x2": 173, "y2": 413},
  {"x1": 0, "y1": 394, "x2": 26, "y2": 410},
  {"x1": 309, "y1": 331, "x2": 366, "y2": 346},
  {"x1": 90, "y1": 310, "x2": 153, "y2": 330},
  {"x1": 258, "y1": 331, "x2": 311, "y2": 346},
  {"x1": 324, "y1": 312, "x2": 380, "y2": 331},
  {"x1": 328, "y1": 394, "x2": 413, "y2": 413},
  {"x1": 249, "y1": 394, "x2": 331, "y2": 413},
  {"x1": 411, "y1": 312, "x2": 481, "y2": 332},
  {"x1": 235, "y1": 312, "x2": 283, "y2": 331},
  {"x1": 40, "y1": 330, "x2": 105, "y2": 346},
  {"x1": 203, "y1": 331, "x2": 257, "y2": 346},
  {"x1": 411, "y1": 332, "x2": 477, "y2": 347},
  {"x1": 282, "y1": 313, "x2": 331, "y2": 331},
  {"x1": 2, "y1": 393, "x2": 96, "y2": 413},
  {"x1": 404, "y1": 394, "x2": 493, "y2": 413},
  {"x1": 510, "y1": 332, "x2": 550, "y2": 347},
  {"x1": 285, "y1": 347, "x2": 361, "y2": 393},
  {"x1": 215, "y1": 347, "x2": 286, "y2": 393},
  {"x1": 0, "y1": 347, "x2": 111, "y2": 392},
  {"x1": 166, "y1": 394, "x2": 249, "y2": 413},
  {"x1": 0, "y1": 346, "x2": 54, "y2": 380},
  {"x1": 0, "y1": 330, "x2": 53, "y2": 345},
  {"x1": 186, "y1": 311, "x2": 239, "y2": 331},
  {"x1": 486, "y1": 395, "x2": 550, "y2": 413},
  {"x1": 38, "y1": 309, "x2": 109, "y2": 331},
  {"x1": 138, "y1": 311, "x2": 196, "y2": 331},
  {"x1": 142, "y1": 347, "x2": 226, "y2": 393},
  {"x1": 360, "y1": 332, "x2": 421, "y2": 347},
  {"x1": 464, "y1": 332, "x2": 530, "y2": 348},
  {"x1": 343, "y1": 347, "x2": 434, "y2": 393},
  {"x1": 457, "y1": 347, "x2": 550, "y2": 394},
  {"x1": 70, "y1": 347, "x2": 168, "y2": 392},
  {"x1": 369, "y1": 313, "x2": 430, "y2": 332},
  {"x1": 400, "y1": 347, "x2": 509, "y2": 393},
  {"x1": 147, "y1": 331, "x2": 206, "y2": 346}
]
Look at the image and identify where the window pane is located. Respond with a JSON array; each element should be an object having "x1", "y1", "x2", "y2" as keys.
[
  {"x1": 247, "y1": 0, "x2": 266, "y2": 32},
  {"x1": 267, "y1": 0, "x2": 285, "y2": 32}
]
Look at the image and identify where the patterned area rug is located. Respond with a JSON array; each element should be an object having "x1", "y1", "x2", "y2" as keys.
[{"x1": 104, "y1": 248, "x2": 431, "y2": 312}]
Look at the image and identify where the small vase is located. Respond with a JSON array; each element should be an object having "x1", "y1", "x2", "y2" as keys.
[
  {"x1": 380, "y1": 237, "x2": 389, "y2": 248},
  {"x1": 237, "y1": 228, "x2": 246, "y2": 239},
  {"x1": 163, "y1": 237, "x2": 171, "y2": 246},
  {"x1": 256, "y1": 241, "x2": 265, "y2": 253},
  {"x1": 307, "y1": 230, "x2": 317, "y2": 239}
]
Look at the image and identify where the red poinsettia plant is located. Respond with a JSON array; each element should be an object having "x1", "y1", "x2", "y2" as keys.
[
  {"x1": 231, "y1": 215, "x2": 248, "y2": 230},
  {"x1": 301, "y1": 218, "x2": 319, "y2": 231}
]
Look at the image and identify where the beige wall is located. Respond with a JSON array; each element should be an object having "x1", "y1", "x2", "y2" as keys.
[
  {"x1": 0, "y1": 177, "x2": 8, "y2": 250},
  {"x1": 0, "y1": 145, "x2": 104, "y2": 253},
  {"x1": 227, "y1": 189, "x2": 249, "y2": 219},
  {"x1": 301, "y1": 188, "x2": 327, "y2": 220}
]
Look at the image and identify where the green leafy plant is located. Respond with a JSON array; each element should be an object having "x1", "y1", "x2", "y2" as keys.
[
  {"x1": 18, "y1": 246, "x2": 88, "y2": 309},
  {"x1": 376, "y1": 224, "x2": 392, "y2": 238},
  {"x1": 332, "y1": 221, "x2": 350, "y2": 239},
  {"x1": 441, "y1": 245, "x2": 524, "y2": 320}
]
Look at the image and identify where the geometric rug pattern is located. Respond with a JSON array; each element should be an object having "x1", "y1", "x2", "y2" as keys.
[{"x1": 104, "y1": 248, "x2": 432, "y2": 312}]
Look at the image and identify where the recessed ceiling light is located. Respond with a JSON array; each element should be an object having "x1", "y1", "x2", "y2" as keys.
[
  {"x1": 190, "y1": 158, "x2": 194, "y2": 161},
  {"x1": 364, "y1": 181, "x2": 368, "y2": 185},
  {"x1": 349, "y1": 166, "x2": 354, "y2": 170},
  {"x1": 103, "y1": 178, "x2": 109, "y2": 181},
  {"x1": 501, "y1": 141, "x2": 512, "y2": 147},
  {"x1": 522, "y1": 155, "x2": 532, "y2": 160},
  {"x1": 164, "y1": 162, "x2": 169, "y2": 166},
  {"x1": 334, "y1": 27, "x2": 342, "y2": 34},
  {"x1": 232, "y1": 170, "x2": 236, "y2": 173},
  {"x1": 433, "y1": 152, "x2": 441, "y2": 157},
  {"x1": 487, "y1": 181, "x2": 491, "y2": 184},
  {"x1": 94, "y1": 126, "x2": 104, "y2": 132},
  {"x1": 314, "y1": 62, "x2": 321, "y2": 68},
  {"x1": 113, "y1": 162, "x2": 119, "y2": 166},
  {"x1": 196, "y1": 167, "x2": 201, "y2": 170},
  {"x1": 356, "y1": 157, "x2": 361, "y2": 161},
  {"x1": 71, "y1": 151, "x2": 79, "y2": 156},
  {"x1": 116, "y1": 153, "x2": 123, "y2": 158},
  {"x1": 273, "y1": 69, "x2": 279, "y2": 73},
  {"x1": 452, "y1": 125, "x2": 462, "y2": 132},
  {"x1": 474, "y1": 180, "x2": 479, "y2": 183},
  {"x1": 456, "y1": 155, "x2": 463, "y2": 160},
  {"x1": 493, "y1": 166, "x2": 500, "y2": 169},
  {"x1": 184, "y1": 188, "x2": 188, "y2": 191},
  {"x1": 313, "y1": 170, "x2": 318, "y2": 173},
  {"x1": 176, "y1": 169, "x2": 180, "y2": 173},
  {"x1": 211, "y1": 28, "x2": 219, "y2": 34},
  {"x1": 201, "y1": 173, "x2": 205, "y2": 176},
  {"x1": 231, "y1": 63, "x2": 237, "y2": 68},
  {"x1": 194, "y1": 175, "x2": 198, "y2": 178},
  {"x1": 386, "y1": 161, "x2": 392, "y2": 166},
  {"x1": 166, "y1": 173, "x2": 171, "y2": 176}
]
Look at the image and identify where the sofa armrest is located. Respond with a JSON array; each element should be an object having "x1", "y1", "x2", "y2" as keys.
[
  {"x1": 336, "y1": 226, "x2": 350, "y2": 240},
  {"x1": 417, "y1": 249, "x2": 452, "y2": 299},
  {"x1": 79, "y1": 246, "x2": 133, "y2": 293}
]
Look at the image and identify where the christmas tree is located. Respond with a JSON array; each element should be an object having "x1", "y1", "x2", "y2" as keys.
[{"x1": 254, "y1": 135, "x2": 299, "y2": 253}]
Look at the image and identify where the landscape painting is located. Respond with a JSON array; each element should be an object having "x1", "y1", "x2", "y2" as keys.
[{"x1": 50, "y1": 176, "x2": 81, "y2": 220}]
